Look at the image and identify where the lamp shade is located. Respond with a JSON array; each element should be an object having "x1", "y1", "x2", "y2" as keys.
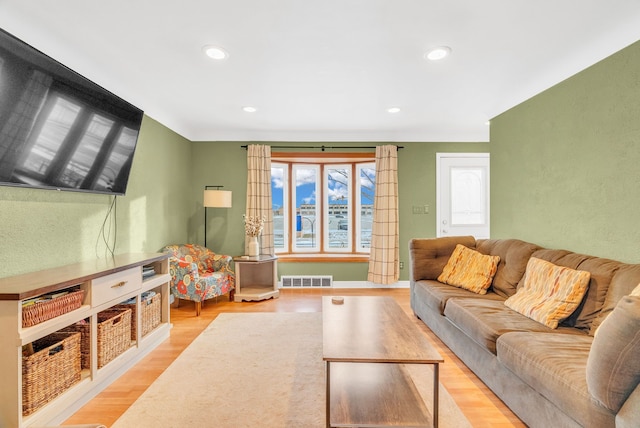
[{"x1": 204, "y1": 190, "x2": 232, "y2": 208}]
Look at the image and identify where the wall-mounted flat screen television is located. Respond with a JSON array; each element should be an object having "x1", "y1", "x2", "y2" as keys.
[{"x1": 0, "y1": 27, "x2": 143, "y2": 195}]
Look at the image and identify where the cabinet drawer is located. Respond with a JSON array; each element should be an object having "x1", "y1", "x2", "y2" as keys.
[{"x1": 92, "y1": 268, "x2": 141, "y2": 306}]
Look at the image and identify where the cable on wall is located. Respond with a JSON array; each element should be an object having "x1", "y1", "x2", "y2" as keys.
[{"x1": 96, "y1": 195, "x2": 117, "y2": 258}]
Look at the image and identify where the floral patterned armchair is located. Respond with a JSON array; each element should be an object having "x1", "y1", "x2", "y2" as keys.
[{"x1": 162, "y1": 244, "x2": 235, "y2": 316}]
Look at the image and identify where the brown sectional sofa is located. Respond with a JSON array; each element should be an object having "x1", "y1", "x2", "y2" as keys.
[{"x1": 409, "y1": 236, "x2": 640, "y2": 428}]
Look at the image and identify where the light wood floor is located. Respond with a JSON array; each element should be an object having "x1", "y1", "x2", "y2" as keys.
[{"x1": 64, "y1": 288, "x2": 526, "y2": 427}]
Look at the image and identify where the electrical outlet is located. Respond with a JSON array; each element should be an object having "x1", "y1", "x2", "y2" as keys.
[
  {"x1": 423, "y1": 204, "x2": 429, "y2": 214},
  {"x1": 399, "y1": 261, "x2": 404, "y2": 269}
]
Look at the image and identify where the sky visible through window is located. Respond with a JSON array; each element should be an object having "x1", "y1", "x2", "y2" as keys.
[{"x1": 271, "y1": 167, "x2": 375, "y2": 209}]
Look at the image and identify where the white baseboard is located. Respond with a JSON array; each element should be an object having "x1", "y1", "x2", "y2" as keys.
[{"x1": 333, "y1": 280, "x2": 409, "y2": 288}]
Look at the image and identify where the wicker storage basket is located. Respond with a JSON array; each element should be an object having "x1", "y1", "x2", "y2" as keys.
[
  {"x1": 22, "y1": 289, "x2": 85, "y2": 328},
  {"x1": 22, "y1": 331, "x2": 82, "y2": 416},
  {"x1": 116, "y1": 293, "x2": 161, "y2": 340},
  {"x1": 63, "y1": 308, "x2": 132, "y2": 369},
  {"x1": 96, "y1": 308, "x2": 132, "y2": 367}
]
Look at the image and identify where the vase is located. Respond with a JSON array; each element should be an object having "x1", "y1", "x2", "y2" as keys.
[{"x1": 248, "y1": 236, "x2": 260, "y2": 257}]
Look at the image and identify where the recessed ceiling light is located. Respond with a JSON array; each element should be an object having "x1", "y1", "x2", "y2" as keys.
[
  {"x1": 424, "y1": 46, "x2": 451, "y2": 61},
  {"x1": 242, "y1": 106, "x2": 257, "y2": 113},
  {"x1": 387, "y1": 107, "x2": 401, "y2": 114},
  {"x1": 202, "y1": 45, "x2": 228, "y2": 60}
]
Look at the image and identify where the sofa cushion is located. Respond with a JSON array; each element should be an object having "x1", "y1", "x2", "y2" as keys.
[
  {"x1": 413, "y1": 280, "x2": 504, "y2": 315},
  {"x1": 591, "y1": 264, "x2": 640, "y2": 335},
  {"x1": 530, "y1": 251, "x2": 622, "y2": 331},
  {"x1": 443, "y1": 298, "x2": 566, "y2": 354},
  {"x1": 567, "y1": 257, "x2": 621, "y2": 331},
  {"x1": 476, "y1": 239, "x2": 541, "y2": 298},
  {"x1": 505, "y1": 257, "x2": 590, "y2": 329},
  {"x1": 530, "y1": 248, "x2": 590, "y2": 269},
  {"x1": 587, "y1": 295, "x2": 640, "y2": 412},
  {"x1": 437, "y1": 244, "x2": 500, "y2": 294},
  {"x1": 497, "y1": 332, "x2": 613, "y2": 427},
  {"x1": 409, "y1": 236, "x2": 476, "y2": 281}
]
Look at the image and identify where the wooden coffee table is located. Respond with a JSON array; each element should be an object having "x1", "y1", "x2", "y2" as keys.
[{"x1": 322, "y1": 296, "x2": 443, "y2": 428}]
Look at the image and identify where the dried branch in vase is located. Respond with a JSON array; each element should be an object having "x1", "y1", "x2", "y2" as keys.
[{"x1": 243, "y1": 214, "x2": 266, "y2": 237}]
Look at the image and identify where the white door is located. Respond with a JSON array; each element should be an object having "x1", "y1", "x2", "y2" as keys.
[{"x1": 436, "y1": 153, "x2": 490, "y2": 239}]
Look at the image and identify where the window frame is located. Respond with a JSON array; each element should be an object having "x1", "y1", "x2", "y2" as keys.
[
  {"x1": 324, "y1": 163, "x2": 352, "y2": 253},
  {"x1": 271, "y1": 152, "x2": 375, "y2": 262},
  {"x1": 355, "y1": 162, "x2": 376, "y2": 250},
  {"x1": 271, "y1": 162, "x2": 289, "y2": 252},
  {"x1": 292, "y1": 163, "x2": 321, "y2": 253}
]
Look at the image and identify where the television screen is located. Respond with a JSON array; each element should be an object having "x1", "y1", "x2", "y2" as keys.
[{"x1": 0, "y1": 27, "x2": 143, "y2": 195}]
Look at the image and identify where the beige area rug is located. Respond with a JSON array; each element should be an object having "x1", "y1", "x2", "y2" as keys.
[{"x1": 111, "y1": 312, "x2": 471, "y2": 428}]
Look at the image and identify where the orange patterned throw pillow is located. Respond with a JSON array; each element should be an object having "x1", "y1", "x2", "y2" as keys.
[
  {"x1": 437, "y1": 244, "x2": 500, "y2": 294},
  {"x1": 505, "y1": 257, "x2": 590, "y2": 329}
]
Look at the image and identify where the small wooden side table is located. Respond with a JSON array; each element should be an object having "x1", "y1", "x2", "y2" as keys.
[{"x1": 232, "y1": 255, "x2": 279, "y2": 302}]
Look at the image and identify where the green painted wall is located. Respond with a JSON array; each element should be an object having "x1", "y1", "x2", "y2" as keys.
[
  {"x1": 491, "y1": 41, "x2": 640, "y2": 262},
  {"x1": 188, "y1": 141, "x2": 247, "y2": 254},
  {"x1": 192, "y1": 141, "x2": 489, "y2": 281},
  {"x1": 12, "y1": 41, "x2": 636, "y2": 280},
  {"x1": 0, "y1": 116, "x2": 193, "y2": 278}
]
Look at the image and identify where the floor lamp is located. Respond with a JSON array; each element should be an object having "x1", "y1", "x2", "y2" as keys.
[{"x1": 204, "y1": 185, "x2": 232, "y2": 248}]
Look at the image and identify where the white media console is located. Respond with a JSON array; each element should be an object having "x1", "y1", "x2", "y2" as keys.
[{"x1": 0, "y1": 253, "x2": 172, "y2": 428}]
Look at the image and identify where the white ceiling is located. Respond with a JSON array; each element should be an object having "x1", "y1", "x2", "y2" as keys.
[{"x1": 1, "y1": 1, "x2": 639, "y2": 142}]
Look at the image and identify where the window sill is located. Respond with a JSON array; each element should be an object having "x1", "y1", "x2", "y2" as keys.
[{"x1": 276, "y1": 254, "x2": 370, "y2": 263}]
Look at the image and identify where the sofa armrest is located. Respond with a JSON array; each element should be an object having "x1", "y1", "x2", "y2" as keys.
[
  {"x1": 408, "y1": 236, "x2": 476, "y2": 282},
  {"x1": 616, "y1": 383, "x2": 640, "y2": 428}
]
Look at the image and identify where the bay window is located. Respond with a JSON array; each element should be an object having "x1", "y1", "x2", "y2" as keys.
[{"x1": 271, "y1": 154, "x2": 375, "y2": 259}]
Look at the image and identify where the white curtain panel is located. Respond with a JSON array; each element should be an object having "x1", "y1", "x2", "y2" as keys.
[
  {"x1": 367, "y1": 145, "x2": 399, "y2": 285},
  {"x1": 246, "y1": 144, "x2": 274, "y2": 255}
]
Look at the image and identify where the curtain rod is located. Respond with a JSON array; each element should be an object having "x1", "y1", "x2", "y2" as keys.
[{"x1": 240, "y1": 144, "x2": 403, "y2": 151}]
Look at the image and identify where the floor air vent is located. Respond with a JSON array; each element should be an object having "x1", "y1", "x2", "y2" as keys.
[{"x1": 281, "y1": 275, "x2": 333, "y2": 288}]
